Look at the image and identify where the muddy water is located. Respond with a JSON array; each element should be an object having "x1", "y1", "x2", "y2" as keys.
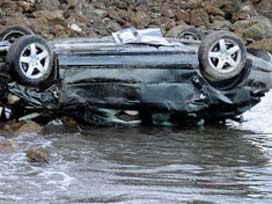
[{"x1": 1, "y1": 94, "x2": 272, "y2": 204}]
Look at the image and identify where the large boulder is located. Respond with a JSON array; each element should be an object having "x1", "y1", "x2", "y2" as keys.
[
  {"x1": 232, "y1": 16, "x2": 272, "y2": 40},
  {"x1": 31, "y1": 10, "x2": 67, "y2": 37},
  {"x1": 190, "y1": 8, "x2": 210, "y2": 27},
  {"x1": 255, "y1": 0, "x2": 272, "y2": 21},
  {"x1": 4, "y1": 120, "x2": 43, "y2": 136},
  {"x1": 131, "y1": 10, "x2": 151, "y2": 28},
  {"x1": 37, "y1": 0, "x2": 60, "y2": 11},
  {"x1": 26, "y1": 146, "x2": 50, "y2": 163},
  {"x1": 248, "y1": 38, "x2": 272, "y2": 52},
  {"x1": 209, "y1": 20, "x2": 232, "y2": 31},
  {"x1": 0, "y1": 140, "x2": 15, "y2": 153},
  {"x1": 61, "y1": 116, "x2": 78, "y2": 128},
  {"x1": 176, "y1": 9, "x2": 190, "y2": 23}
]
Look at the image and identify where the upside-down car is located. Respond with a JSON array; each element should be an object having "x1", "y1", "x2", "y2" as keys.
[{"x1": 0, "y1": 26, "x2": 271, "y2": 126}]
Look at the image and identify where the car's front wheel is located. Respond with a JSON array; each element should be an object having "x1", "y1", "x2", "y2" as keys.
[
  {"x1": 198, "y1": 31, "x2": 247, "y2": 85},
  {"x1": 6, "y1": 35, "x2": 54, "y2": 87}
]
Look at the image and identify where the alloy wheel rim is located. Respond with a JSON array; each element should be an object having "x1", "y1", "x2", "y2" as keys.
[
  {"x1": 19, "y1": 43, "x2": 50, "y2": 80},
  {"x1": 178, "y1": 31, "x2": 199, "y2": 40},
  {"x1": 208, "y1": 38, "x2": 242, "y2": 74}
]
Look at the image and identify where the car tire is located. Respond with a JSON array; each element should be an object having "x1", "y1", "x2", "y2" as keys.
[
  {"x1": 198, "y1": 31, "x2": 247, "y2": 83},
  {"x1": 6, "y1": 35, "x2": 54, "y2": 87},
  {"x1": 166, "y1": 25, "x2": 203, "y2": 41},
  {"x1": 0, "y1": 25, "x2": 34, "y2": 43}
]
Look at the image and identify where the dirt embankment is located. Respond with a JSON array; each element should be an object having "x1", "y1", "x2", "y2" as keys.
[{"x1": 0, "y1": 0, "x2": 272, "y2": 48}]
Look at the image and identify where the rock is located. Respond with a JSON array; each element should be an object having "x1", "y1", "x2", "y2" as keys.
[
  {"x1": 204, "y1": 5, "x2": 225, "y2": 17},
  {"x1": 210, "y1": 15, "x2": 227, "y2": 23},
  {"x1": 108, "y1": 7, "x2": 126, "y2": 26},
  {"x1": 190, "y1": 8, "x2": 210, "y2": 27},
  {"x1": 66, "y1": 13, "x2": 87, "y2": 30},
  {"x1": 232, "y1": 12, "x2": 251, "y2": 21},
  {"x1": 232, "y1": 16, "x2": 272, "y2": 40},
  {"x1": 131, "y1": 10, "x2": 151, "y2": 28},
  {"x1": 161, "y1": 17, "x2": 176, "y2": 32},
  {"x1": 17, "y1": 1, "x2": 34, "y2": 13},
  {"x1": 111, "y1": 0, "x2": 129, "y2": 9},
  {"x1": 241, "y1": 1, "x2": 257, "y2": 16},
  {"x1": 187, "y1": 0, "x2": 202, "y2": 9},
  {"x1": 256, "y1": 0, "x2": 272, "y2": 20},
  {"x1": 136, "y1": 0, "x2": 152, "y2": 6},
  {"x1": 248, "y1": 38, "x2": 272, "y2": 52},
  {"x1": 4, "y1": 120, "x2": 43, "y2": 136},
  {"x1": 49, "y1": 24, "x2": 71, "y2": 37},
  {"x1": 0, "y1": 16, "x2": 30, "y2": 29},
  {"x1": 100, "y1": 17, "x2": 121, "y2": 35},
  {"x1": 61, "y1": 116, "x2": 78, "y2": 128},
  {"x1": 7, "y1": 94, "x2": 20, "y2": 105},
  {"x1": 0, "y1": 140, "x2": 15, "y2": 153},
  {"x1": 209, "y1": 20, "x2": 231, "y2": 31},
  {"x1": 32, "y1": 10, "x2": 66, "y2": 37},
  {"x1": 32, "y1": 16, "x2": 51, "y2": 36},
  {"x1": 33, "y1": 10, "x2": 65, "y2": 23},
  {"x1": 26, "y1": 146, "x2": 50, "y2": 163},
  {"x1": 222, "y1": 0, "x2": 242, "y2": 14},
  {"x1": 37, "y1": 0, "x2": 60, "y2": 11},
  {"x1": 176, "y1": 10, "x2": 190, "y2": 23},
  {"x1": 162, "y1": 8, "x2": 175, "y2": 18},
  {"x1": 92, "y1": 8, "x2": 108, "y2": 19},
  {"x1": 66, "y1": 0, "x2": 80, "y2": 8},
  {"x1": 0, "y1": 0, "x2": 20, "y2": 16},
  {"x1": 69, "y1": 23, "x2": 82, "y2": 32}
]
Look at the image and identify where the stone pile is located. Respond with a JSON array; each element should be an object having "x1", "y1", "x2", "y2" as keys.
[{"x1": 0, "y1": 0, "x2": 272, "y2": 48}]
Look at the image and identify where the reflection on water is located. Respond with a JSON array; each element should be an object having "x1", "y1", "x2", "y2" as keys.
[{"x1": 1, "y1": 126, "x2": 272, "y2": 204}]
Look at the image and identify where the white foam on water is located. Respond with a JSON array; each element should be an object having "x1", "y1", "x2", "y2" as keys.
[
  {"x1": 39, "y1": 170, "x2": 76, "y2": 191},
  {"x1": 0, "y1": 195, "x2": 23, "y2": 201},
  {"x1": 0, "y1": 133, "x2": 76, "y2": 201},
  {"x1": 231, "y1": 91, "x2": 272, "y2": 133}
]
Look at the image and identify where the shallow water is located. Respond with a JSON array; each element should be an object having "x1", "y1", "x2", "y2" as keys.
[{"x1": 1, "y1": 93, "x2": 272, "y2": 204}]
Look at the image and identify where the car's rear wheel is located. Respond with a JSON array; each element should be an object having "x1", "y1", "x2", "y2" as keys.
[
  {"x1": 198, "y1": 31, "x2": 247, "y2": 85},
  {"x1": 0, "y1": 25, "x2": 34, "y2": 43},
  {"x1": 6, "y1": 35, "x2": 54, "y2": 87},
  {"x1": 166, "y1": 25, "x2": 203, "y2": 41}
]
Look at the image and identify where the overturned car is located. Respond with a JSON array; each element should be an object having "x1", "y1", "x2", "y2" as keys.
[{"x1": 0, "y1": 26, "x2": 271, "y2": 126}]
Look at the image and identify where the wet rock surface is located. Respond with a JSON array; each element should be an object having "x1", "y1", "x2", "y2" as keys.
[
  {"x1": 4, "y1": 120, "x2": 43, "y2": 137},
  {"x1": 0, "y1": 140, "x2": 15, "y2": 153},
  {"x1": 26, "y1": 146, "x2": 50, "y2": 163},
  {"x1": 60, "y1": 116, "x2": 78, "y2": 129}
]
